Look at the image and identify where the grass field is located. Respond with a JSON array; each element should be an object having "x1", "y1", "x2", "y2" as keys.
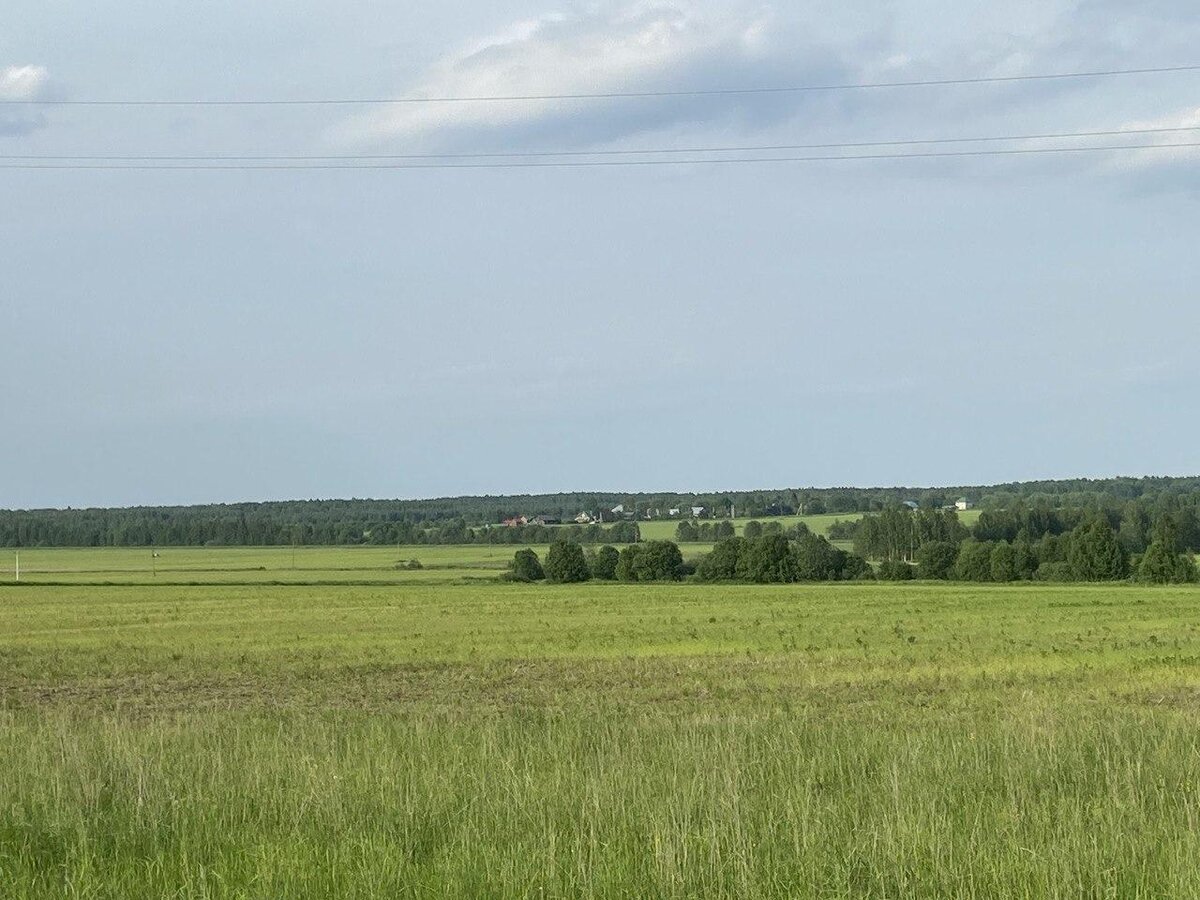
[
  {"x1": 3, "y1": 572, "x2": 1200, "y2": 897},
  {"x1": 1, "y1": 545, "x2": 528, "y2": 585}
]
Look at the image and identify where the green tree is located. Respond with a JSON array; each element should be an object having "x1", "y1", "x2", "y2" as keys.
[
  {"x1": 743, "y1": 534, "x2": 799, "y2": 583},
  {"x1": 1138, "y1": 521, "x2": 1198, "y2": 584},
  {"x1": 1013, "y1": 534, "x2": 1039, "y2": 581},
  {"x1": 743, "y1": 521, "x2": 764, "y2": 539},
  {"x1": 616, "y1": 545, "x2": 642, "y2": 582},
  {"x1": 916, "y1": 541, "x2": 958, "y2": 580},
  {"x1": 1067, "y1": 519, "x2": 1129, "y2": 581},
  {"x1": 990, "y1": 542, "x2": 1018, "y2": 582},
  {"x1": 696, "y1": 537, "x2": 747, "y2": 582},
  {"x1": 1175, "y1": 507, "x2": 1200, "y2": 552},
  {"x1": 589, "y1": 545, "x2": 620, "y2": 580},
  {"x1": 509, "y1": 549, "x2": 544, "y2": 582},
  {"x1": 675, "y1": 520, "x2": 699, "y2": 542},
  {"x1": 543, "y1": 540, "x2": 591, "y2": 584},
  {"x1": 794, "y1": 533, "x2": 851, "y2": 581},
  {"x1": 954, "y1": 540, "x2": 994, "y2": 582},
  {"x1": 631, "y1": 541, "x2": 685, "y2": 581}
]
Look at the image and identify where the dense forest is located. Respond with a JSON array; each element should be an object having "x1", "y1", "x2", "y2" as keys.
[{"x1": 4, "y1": 475, "x2": 1200, "y2": 548}]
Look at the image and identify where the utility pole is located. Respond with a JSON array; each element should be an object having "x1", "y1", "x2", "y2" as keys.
[{"x1": 14, "y1": 550, "x2": 19, "y2": 583}]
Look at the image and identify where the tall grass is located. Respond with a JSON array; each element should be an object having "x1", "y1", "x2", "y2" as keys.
[
  {"x1": 2, "y1": 706, "x2": 1199, "y2": 898},
  {"x1": 2, "y1": 581, "x2": 1200, "y2": 896}
]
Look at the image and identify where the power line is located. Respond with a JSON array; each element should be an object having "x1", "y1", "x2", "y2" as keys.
[
  {"x1": 4, "y1": 64, "x2": 1199, "y2": 107},
  {"x1": 2, "y1": 141, "x2": 1198, "y2": 170},
  {"x1": 3, "y1": 125, "x2": 1197, "y2": 162}
]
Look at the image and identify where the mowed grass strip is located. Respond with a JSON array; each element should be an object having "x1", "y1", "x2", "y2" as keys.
[
  {"x1": 2, "y1": 582, "x2": 1199, "y2": 685},
  {"x1": 0, "y1": 545, "x2": 530, "y2": 585}
]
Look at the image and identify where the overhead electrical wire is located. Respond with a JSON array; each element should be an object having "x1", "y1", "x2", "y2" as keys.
[
  {"x1": 3, "y1": 141, "x2": 1198, "y2": 170},
  {"x1": 2, "y1": 125, "x2": 1197, "y2": 162},
  {"x1": 2, "y1": 64, "x2": 1199, "y2": 107}
]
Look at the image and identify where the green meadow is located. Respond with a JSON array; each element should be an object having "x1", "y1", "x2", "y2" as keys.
[
  {"x1": 2, "y1": 566, "x2": 1200, "y2": 897},
  {"x1": 2, "y1": 545, "x2": 525, "y2": 585}
]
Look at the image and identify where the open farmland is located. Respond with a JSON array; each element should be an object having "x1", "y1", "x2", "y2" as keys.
[
  {"x1": 1, "y1": 545, "x2": 535, "y2": 586},
  {"x1": 3, "y1": 576, "x2": 1200, "y2": 897}
]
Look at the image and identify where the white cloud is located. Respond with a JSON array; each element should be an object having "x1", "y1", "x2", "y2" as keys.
[
  {"x1": 0, "y1": 65, "x2": 52, "y2": 137},
  {"x1": 0, "y1": 65, "x2": 49, "y2": 101},
  {"x1": 331, "y1": 3, "x2": 848, "y2": 150},
  {"x1": 1111, "y1": 106, "x2": 1200, "y2": 168}
]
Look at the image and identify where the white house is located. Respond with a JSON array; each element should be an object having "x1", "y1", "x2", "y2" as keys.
[
  {"x1": 574, "y1": 512, "x2": 594, "y2": 524},
  {"x1": 691, "y1": 506, "x2": 706, "y2": 518},
  {"x1": 668, "y1": 508, "x2": 681, "y2": 517},
  {"x1": 955, "y1": 498, "x2": 973, "y2": 512}
]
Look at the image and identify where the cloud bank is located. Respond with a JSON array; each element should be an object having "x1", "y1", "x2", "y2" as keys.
[{"x1": 333, "y1": 4, "x2": 858, "y2": 150}]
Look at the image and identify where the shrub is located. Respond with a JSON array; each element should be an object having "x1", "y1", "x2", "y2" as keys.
[{"x1": 878, "y1": 559, "x2": 916, "y2": 581}]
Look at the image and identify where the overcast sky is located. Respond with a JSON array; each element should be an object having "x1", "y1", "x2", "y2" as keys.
[{"x1": 2, "y1": 1, "x2": 1198, "y2": 509}]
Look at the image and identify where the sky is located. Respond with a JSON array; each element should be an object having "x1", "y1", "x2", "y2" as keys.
[{"x1": 2, "y1": 0, "x2": 1199, "y2": 509}]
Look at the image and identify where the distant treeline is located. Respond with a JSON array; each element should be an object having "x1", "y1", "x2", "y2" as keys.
[
  {"x1": 0, "y1": 507, "x2": 640, "y2": 549},
  {"x1": 834, "y1": 499, "x2": 1200, "y2": 584},
  {"x1": 4, "y1": 475, "x2": 1200, "y2": 547}
]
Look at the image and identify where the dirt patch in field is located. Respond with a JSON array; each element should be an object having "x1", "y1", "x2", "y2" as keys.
[{"x1": 0, "y1": 654, "x2": 1107, "y2": 720}]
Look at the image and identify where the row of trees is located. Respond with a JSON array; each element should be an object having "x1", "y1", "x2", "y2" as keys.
[
  {"x1": 675, "y1": 520, "x2": 737, "y2": 542},
  {"x1": 511, "y1": 535, "x2": 873, "y2": 586},
  {"x1": 877, "y1": 518, "x2": 1196, "y2": 584},
  {"x1": 509, "y1": 517, "x2": 1196, "y2": 587},
  {"x1": 695, "y1": 534, "x2": 870, "y2": 583},
  {"x1": 508, "y1": 541, "x2": 688, "y2": 584}
]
